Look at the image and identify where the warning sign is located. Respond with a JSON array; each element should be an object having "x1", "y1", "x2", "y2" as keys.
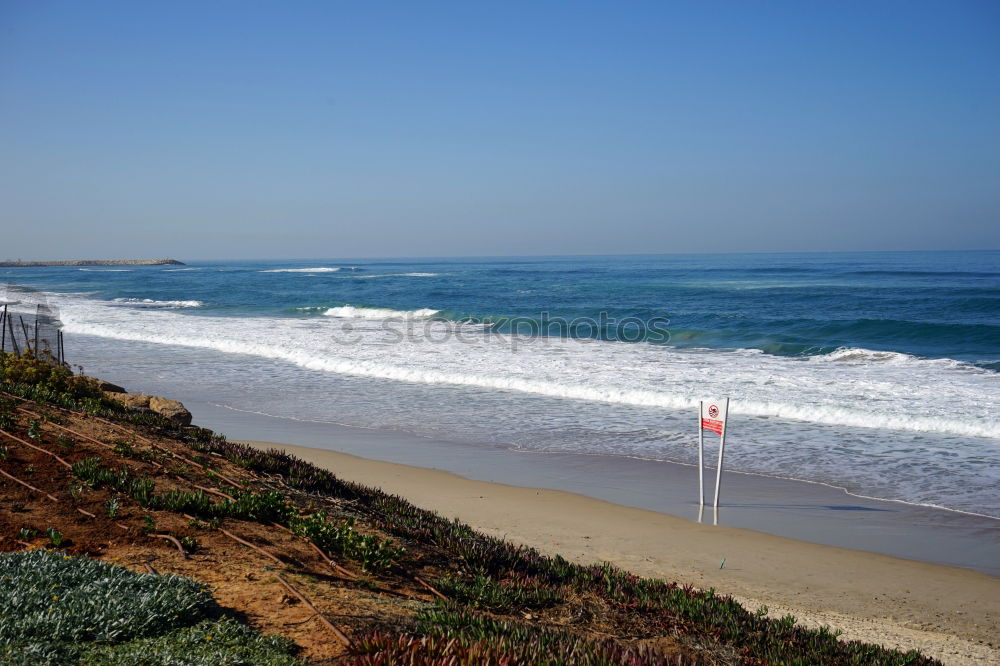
[
  {"x1": 697, "y1": 397, "x2": 731, "y2": 509},
  {"x1": 701, "y1": 402, "x2": 726, "y2": 435}
]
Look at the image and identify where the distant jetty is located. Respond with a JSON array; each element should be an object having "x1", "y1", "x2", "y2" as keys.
[{"x1": 0, "y1": 258, "x2": 185, "y2": 267}]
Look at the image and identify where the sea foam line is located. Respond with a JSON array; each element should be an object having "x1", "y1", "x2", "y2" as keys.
[
  {"x1": 336, "y1": 272, "x2": 442, "y2": 279},
  {"x1": 260, "y1": 267, "x2": 342, "y2": 273},
  {"x1": 110, "y1": 298, "x2": 203, "y2": 308},
  {"x1": 58, "y1": 311, "x2": 1000, "y2": 440},
  {"x1": 323, "y1": 305, "x2": 440, "y2": 319}
]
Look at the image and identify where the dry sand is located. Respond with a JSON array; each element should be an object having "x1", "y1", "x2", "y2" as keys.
[{"x1": 243, "y1": 440, "x2": 1000, "y2": 665}]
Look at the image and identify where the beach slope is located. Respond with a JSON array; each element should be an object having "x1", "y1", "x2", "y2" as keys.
[{"x1": 245, "y1": 441, "x2": 1000, "y2": 665}]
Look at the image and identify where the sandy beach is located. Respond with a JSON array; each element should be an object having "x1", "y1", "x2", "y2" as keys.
[{"x1": 241, "y1": 439, "x2": 1000, "y2": 665}]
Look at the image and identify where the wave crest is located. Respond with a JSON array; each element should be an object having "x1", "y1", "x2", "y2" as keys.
[
  {"x1": 819, "y1": 347, "x2": 914, "y2": 364},
  {"x1": 110, "y1": 298, "x2": 203, "y2": 308},
  {"x1": 323, "y1": 305, "x2": 440, "y2": 319}
]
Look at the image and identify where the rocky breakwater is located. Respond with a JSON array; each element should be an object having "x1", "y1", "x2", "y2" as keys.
[
  {"x1": 99, "y1": 381, "x2": 193, "y2": 426},
  {"x1": 0, "y1": 258, "x2": 185, "y2": 267}
]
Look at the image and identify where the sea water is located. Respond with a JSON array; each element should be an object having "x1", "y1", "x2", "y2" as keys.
[{"x1": 3, "y1": 251, "x2": 998, "y2": 518}]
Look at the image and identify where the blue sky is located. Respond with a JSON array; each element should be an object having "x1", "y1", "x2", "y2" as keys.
[{"x1": 1, "y1": 1, "x2": 998, "y2": 259}]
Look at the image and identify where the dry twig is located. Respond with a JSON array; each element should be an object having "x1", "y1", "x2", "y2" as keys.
[
  {"x1": 275, "y1": 573, "x2": 352, "y2": 647},
  {"x1": 0, "y1": 467, "x2": 59, "y2": 502},
  {"x1": 0, "y1": 429, "x2": 72, "y2": 469}
]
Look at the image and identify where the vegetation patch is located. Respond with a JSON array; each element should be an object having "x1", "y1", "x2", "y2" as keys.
[
  {"x1": 0, "y1": 352, "x2": 104, "y2": 405},
  {"x1": 71, "y1": 457, "x2": 292, "y2": 523},
  {"x1": 289, "y1": 512, "x2": 404, "y2": 573},
  {"x1": 435, "y1": 574, "x2": 564, "y2": 611},
  {"x1": 78, "y1": 617, "x2": 301, "y2": 666},
  {"x1": 0, "y1": 550, "x2": 301, "y2": 665},
  {"x1": 354, "y1": 607, "x2": 668, "y2": 665}
]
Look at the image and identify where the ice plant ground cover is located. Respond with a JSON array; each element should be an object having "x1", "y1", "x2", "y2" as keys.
[{"x1": 0, "y1": 549, "x2": 301, "y2": 665}]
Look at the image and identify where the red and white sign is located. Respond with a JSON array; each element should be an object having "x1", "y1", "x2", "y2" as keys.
[
  {"x1": 697, "y1": 397, "x2": 731, "y2": 509},
  {"x1": 700, "y1": 401, "x2": 726, "y2": 435}
]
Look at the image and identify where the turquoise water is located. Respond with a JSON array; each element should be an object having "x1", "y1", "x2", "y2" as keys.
[{"x1": 3, "y1": 251, "x2": 999, "y2": 516}]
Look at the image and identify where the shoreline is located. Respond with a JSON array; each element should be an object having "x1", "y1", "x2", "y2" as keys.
[
  {"x1": 219, "y1": 401, "x2": 1000, "y2": 522},
  {"x1": 242, "y1": 439, "x2": 1000, "y2": 662},
  {"x1": 183, "y1": 399, "x2": 1000, "y2": 577}
]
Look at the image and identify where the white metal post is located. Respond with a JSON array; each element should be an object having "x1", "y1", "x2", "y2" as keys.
[
  {"x1": 698, "y1": 400, "x2": 705, "y2": 505},
  {"x1": 712, "y1": 398, "x2": 729, "y2": 509}
]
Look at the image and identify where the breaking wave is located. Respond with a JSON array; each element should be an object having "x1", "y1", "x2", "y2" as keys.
[
  {"x1": 109, "y1": 298, "x2": 203, "y2": 308},
  {"x1": 261, "y1": 267, "x2": 342, "y2": 273},
  {"x1": 323, "y1": 305, "x2": 441, "y2": 319},
  {"x1": 53, "y1": 296, "x2": 999, "y2": 440}
]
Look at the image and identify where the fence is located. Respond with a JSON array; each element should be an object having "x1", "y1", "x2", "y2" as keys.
[{"x1": 0, "y1": 284, "x2": 66, "y2": 365}]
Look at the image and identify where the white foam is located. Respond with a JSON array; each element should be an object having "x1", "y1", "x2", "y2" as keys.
[
  {"x1": 260, "y1": 267, "x2": 341, "y2": 273},
  {"x1": 78, "y1": 268, "x2": 132, "y2": 272},
  {"x1": 52, "y1": 294, "x2": 1000, "y2": 441},
  {"x1": 110, "y1": 298, "x2": 203, "y2": 308},
  {"x1": 323, "y1": 305, "x2": 440, "y2": 319},
  {"x1": 163, "y1": 268, "x2": 201, "y2": 272},
  {"x1": 340, "y1": 272, "x2": 442, "y2": 279},
  {"x1": 820, "y1": 347, "x2": 917, "y2": 364}
]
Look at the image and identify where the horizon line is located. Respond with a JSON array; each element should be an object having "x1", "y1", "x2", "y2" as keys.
[{"x1": 8, "y1": 248, "x2": 997, "y2": 264}]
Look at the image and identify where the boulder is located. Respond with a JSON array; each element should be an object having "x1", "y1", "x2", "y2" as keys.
[
  {"x1": 113, "y1": 393, "x2": 152, "y2": 410},
  {"x1": 105, "y1": 391, "x2": 193, "y2": 426},
  {"x1": 97, "y1": 380, "x2": 127, "y2": 394},
  {"x1": 149, "y1": 396, "x2": 192, "y2": 426}
]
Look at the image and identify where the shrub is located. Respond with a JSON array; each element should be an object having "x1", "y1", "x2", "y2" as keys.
[{"x1": 0, "y1": 352, "x2": 103, "y2": 402}]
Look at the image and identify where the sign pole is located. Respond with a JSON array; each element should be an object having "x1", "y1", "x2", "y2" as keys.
[
  {"x1": 698, "y1": 401, "x2": 705, "y2": 505},
  {"x1": 712, "y1": 398, "x2": 730, "y2": 509},
  {"x1": 34, "y1": 305, "x2": 40, "y2": 356}
]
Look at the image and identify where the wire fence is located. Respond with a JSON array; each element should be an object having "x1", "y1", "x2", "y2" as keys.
[{"x1": 1, "y1": 284, "x2": 66, "y2": 365}]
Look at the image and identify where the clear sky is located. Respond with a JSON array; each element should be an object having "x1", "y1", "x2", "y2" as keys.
[{"x1": 2, "y1": 1, "x2": 998, "y2": 260}]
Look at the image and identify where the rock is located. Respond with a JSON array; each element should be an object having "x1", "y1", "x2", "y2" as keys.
[
  {"x1": 149, "y1": 396, "x2": 192, "y2": 426},
  {"x1": 113, "y1": 393, "x2": 152, "y2": 410},
  {"x1": 106, "y1": 391, "x2": 193, "y2": 426},
  {"x1": 0, "y1": 259, "x2": 184, "y2": 267},
  {"x1": 97, "y1": 381, "x2": 127, "y2": 393}
]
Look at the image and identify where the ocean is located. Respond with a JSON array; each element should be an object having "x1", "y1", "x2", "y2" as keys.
[{"x1": 3, "y1": 251, "x2": 999, "y2": 519}]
